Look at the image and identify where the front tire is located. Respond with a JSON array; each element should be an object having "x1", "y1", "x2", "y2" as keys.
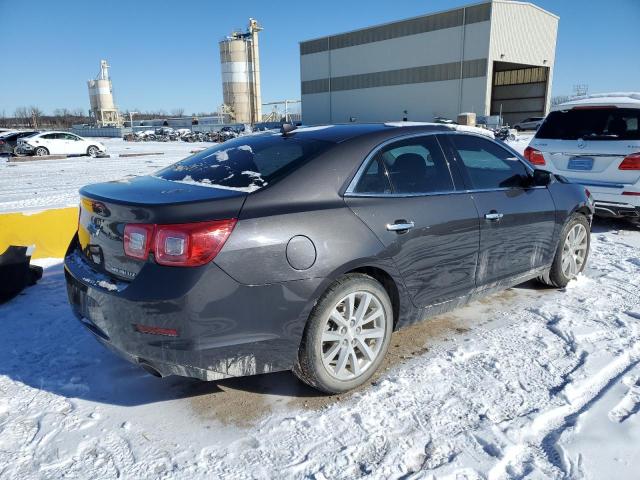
[
  {"x1": 35, "y1": 147, "x2": 49, "y2": 156},
  {"x1": 539, "y1": 213, "x2": 590, "y2": 288},
  {"x1": 294, "y1": 273, "x2": 393, "y2": 393},
  {"x1": 87, "y1": 146, "x2": 99, "y2": 157}
]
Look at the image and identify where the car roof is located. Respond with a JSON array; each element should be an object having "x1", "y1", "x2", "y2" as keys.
[
  {"x1": 553, "y1": 92, "x2": 640, "y2": 111},
  {"x1": 275, "y1": 123, "x2": 463, "y2": 143}
]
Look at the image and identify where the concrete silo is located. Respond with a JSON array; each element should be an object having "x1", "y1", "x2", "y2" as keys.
[
  {"x1": 87, "y1": 60, "x2": 121, "y2": 126},
  {"x1": 219, "y1": 18, "x2": 262, "y2": 124}
]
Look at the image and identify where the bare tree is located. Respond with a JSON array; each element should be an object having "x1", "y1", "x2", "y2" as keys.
[
  {"x1": 171, "y1": 108, "x2": 185, "y2": 117},
  {"x1": 551, "y1": 95, "x2": 572, "y2": 106},
  {"x1": 14, "y1": 107, "x2": 30, "y2": 127},
  {"x1": 28, "y1": 105, "x2": 43, "y2": 128}
]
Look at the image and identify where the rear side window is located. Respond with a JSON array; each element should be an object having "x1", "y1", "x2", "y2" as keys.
[
  {"x1": 449, "y1": 135, "x2": 530, "y2": 190},
  {"x1": 156, "y1": 135, "x2": 332, "y2": 193},
  {"x1": 353, "y1": 158, "x2": 392, "y2": 194},
  {"x1": 367, "y1": 136, "x2": 453, "y2": 194},
  {"x1": 537, "y1": 108, "x2": 640, "y2": 141}
]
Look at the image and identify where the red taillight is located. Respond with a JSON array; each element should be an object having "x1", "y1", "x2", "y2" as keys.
[
  {"x1": 619, "y1": 153, "x2": 640, "y2": 170},
  {"x1": 584, "y1": 188, "x2": 591, "y2": 198},
  {"x1": 524, "y1": 146, "x2": 546, "y2": 165},
  {"x1": 0, "y1": 140, "x2": 4, "y2": 145},
  {"x1": 123, "y1": 219, "x2": 236, "y2": 267},
  {"x1": 135, "y1": 324, "x2": 178, "y2": 337},
  {"x1": 622, "y1": 191, "x2": 640, "y2": 196},
  {"x1": 124, "y1": 224, "x2": 154, "y2": 260}
]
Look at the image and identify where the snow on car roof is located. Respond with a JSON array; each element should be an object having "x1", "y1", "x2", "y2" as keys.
[{"x1": 554, "y1": 92, "x2": 640, "y2": 110}]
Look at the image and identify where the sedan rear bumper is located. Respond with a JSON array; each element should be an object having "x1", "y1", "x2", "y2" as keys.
[{"x1": 64, "y1": 245, "x2": 322, "y2": 381}]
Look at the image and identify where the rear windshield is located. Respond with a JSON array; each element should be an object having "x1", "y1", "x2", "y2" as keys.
[
  {"x1": 156, "y1": 135, "x2": 333, "y2": 192},
  {"x1": 537, "y1": 108, "x2": 640, "y2": 141}
]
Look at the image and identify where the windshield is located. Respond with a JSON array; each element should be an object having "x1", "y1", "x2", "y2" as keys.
[
  {"x1": 537, "y1": 108, "x2": 640, "y2": 141},
  {"x1": 155, "y1": 134, "x2": 333, "y2": 193}
]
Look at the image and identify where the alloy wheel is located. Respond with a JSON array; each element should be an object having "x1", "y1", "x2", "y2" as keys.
[
  {"x1": 561, "y1": 223, "x2": 588, "y2": 279},
  {"x1": 320, "y1": 290, "x2": 387, "y2": 380},
  {"x1": 88, "y1": 146, "x2": 98, "y2": 157}
]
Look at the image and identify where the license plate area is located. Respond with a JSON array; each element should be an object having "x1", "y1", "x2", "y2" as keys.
[{"x1": 568, "y1": 157, "x2": 594, "y2": 171}]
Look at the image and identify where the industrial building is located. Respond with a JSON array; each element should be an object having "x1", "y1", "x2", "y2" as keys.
[
  {"x1": 299, "y1": 0, "x2": 558, "y2": 126},
  {"x1": 87, "y1": 60, "x2": 122, "y2": 127},
  {"x1": 219, "y1": 18, "x2": 263, "y2": 124}
]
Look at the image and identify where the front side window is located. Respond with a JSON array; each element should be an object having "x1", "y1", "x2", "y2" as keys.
[
  {"x1": 41, "y1": 134, "x2": 56, "y2": 140},
  {"x1": 356, "y1": 136, "x2": 454, "y2": 195},
  {"x1": 449, "y1": 135, "x2": 530, "y2": 190}
]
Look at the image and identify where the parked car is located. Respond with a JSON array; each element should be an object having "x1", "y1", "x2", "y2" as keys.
[
  {"x1": 18, "y1": 131, "x2": 106, "y2": 157},
  {"x1": 65, "y1": 123, "x2": 593, "y2": 393},
  {"x1": 513, "y1": 117, "x2": 544, "y2": 131},
  {"x1": 525, "y1": 93, "x2": 640, "y2": 224},
  {"x1": 0, "y1": 130, "x2": 38, "y2": 156}
]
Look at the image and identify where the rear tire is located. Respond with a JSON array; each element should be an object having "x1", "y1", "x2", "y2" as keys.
[
  {"x1": 35, "y1": 147, "x2": 49, "y2": 156},
  {"x1": 293, "y1": 273, "x2": 393, "y2": 394},
  {"x1": 539, "y1": 213, "x2": 590, "y2": 288}
]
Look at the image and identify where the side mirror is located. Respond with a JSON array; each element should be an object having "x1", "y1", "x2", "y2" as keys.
[{"x1": 532, "y1": 168, "x2": 553, "y2": 187}]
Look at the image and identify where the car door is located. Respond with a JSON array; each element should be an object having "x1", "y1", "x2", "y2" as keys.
[
  {"x1": 39, "y1": 133, "x2": 59, "y2": 154},
  {"x1": 440, "y1": 133, "x2": 556, "y2": 287},
  {"x1": 344, "y1": 134, "x2": 480, "y2": 308},
  {"x1": 60, "y1": 133, "x2": 80, "y2": 154}
]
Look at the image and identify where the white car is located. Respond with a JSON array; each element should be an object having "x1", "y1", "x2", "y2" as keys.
[
  {"x1": 525, "y1": 92, "x2": 640, "y2": 223},
  {"x1": 18, "y1": 131, "x2": 106, "y2": 157},
  {"x1": 513, "y1": 116, "x2": 544, "y2": 131}
]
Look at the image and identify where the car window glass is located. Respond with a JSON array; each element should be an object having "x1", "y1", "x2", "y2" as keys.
[
  {"x1": 42, "y1": 134, "x2": 56, "y2": 139},
  {"x1": 450, "y1": 135, "x2": 529, "y2": 189},
  {"x1": 537, "y1": 108, "x2": 640, "y2": 141},
  {"x1": 157, "y1": 135, "x2": 332, "y2": 193},
  {"x1": 374, "y1": 136, "x2": 453, "y2": 194},
  {"x1": 353, "y1": 157, "x2": 392, "y2": 194}
]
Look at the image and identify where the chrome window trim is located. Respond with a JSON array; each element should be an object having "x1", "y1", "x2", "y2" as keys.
[
  {"x1": 345, "y1": 186, "x2": 547, "y2": 199},
  {"x1": 344, "y1": 131, "x2": 457, "y2": 196},
  {"x1": 344, "y1": 130, "x2": 541, "y2": 199}
]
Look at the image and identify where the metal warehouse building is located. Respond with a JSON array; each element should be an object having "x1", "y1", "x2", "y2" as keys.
[{"x1": 299, "y1": 0, "x2": 558, "y2": 126}]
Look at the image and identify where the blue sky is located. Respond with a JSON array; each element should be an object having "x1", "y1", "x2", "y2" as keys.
[{"x1": 1, "y1": 0, "x2": 638, "y2": 115}]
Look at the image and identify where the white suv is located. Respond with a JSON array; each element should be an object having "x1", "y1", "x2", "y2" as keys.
[
  {"x1": 525, "y1": 93, "x2": 640, "y2": 224},
  {"x1": 18, "y1": 132, "x2": 106, "y2": 157}
]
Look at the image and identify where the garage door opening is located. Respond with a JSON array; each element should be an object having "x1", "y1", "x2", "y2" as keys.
[{"x1": 490, "y1": 62, "x2": 549, "y2": 126}]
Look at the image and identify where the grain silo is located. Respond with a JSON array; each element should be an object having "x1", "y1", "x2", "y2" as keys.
[
  {"x1": 219, "y1": 18, "x2": 262, "y2": 124},
  {"x1": 87, "y1": 60, "x2": 121, "y2": 126}
]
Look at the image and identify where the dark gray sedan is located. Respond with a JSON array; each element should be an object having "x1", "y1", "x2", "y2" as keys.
[{"x1": 65, "y1": 124, "x2": 593, "y2": 393}]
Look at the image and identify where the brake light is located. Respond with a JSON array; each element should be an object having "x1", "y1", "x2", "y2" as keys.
[
  {"x1": 622, "y1": 191, "x2": 640, "y2": 196},
  {"x1": 123, "y1": 224, "x2": 154, "y2": 260},
  {"x1": 619, "y1": 153, "x2": 640, "y2": 170},
  {"x1": 123, "y1": 219, "x2": 236, "y2": 267},
  {"x1": 524, "y1": 146, "x2": 546, "y2": 165},
  {"x1": 0, "y1": 140, "x2": 4, "y2": 145},
  {"x1": 584, "y1": 188, "x2": 591, "y2": 198}
]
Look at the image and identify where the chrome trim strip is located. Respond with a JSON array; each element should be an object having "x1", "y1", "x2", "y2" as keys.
[
  {"x1": 567, "y1": 178, "x2": 626, "y2": 189},
  {"x1": 345, "y1": 186, "x2": 547, "y2": 198}
]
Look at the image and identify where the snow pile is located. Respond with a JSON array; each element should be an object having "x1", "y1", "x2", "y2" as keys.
[{"x1": 0, "y1": 223, "x2": 638, "y2": 478}]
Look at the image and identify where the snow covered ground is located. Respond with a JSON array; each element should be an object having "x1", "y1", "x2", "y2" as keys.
[
  {"x1": 0, "y1": 220, "x2": 639, "y2": 479},
  {"x1": 0, "y1": 139, "x2": 211, "y2": 213},
  {"x1": 2, "y1": 131, "x2": 639, "y2": 478}
]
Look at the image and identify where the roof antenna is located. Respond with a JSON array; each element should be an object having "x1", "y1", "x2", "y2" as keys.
[{"x1": 281, "y1": 123, "x2": 297, "y2": 136}]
